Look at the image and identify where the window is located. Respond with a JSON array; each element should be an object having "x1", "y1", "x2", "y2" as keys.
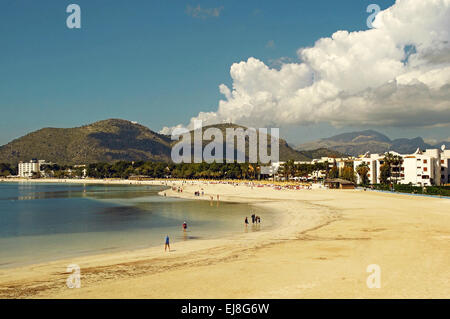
[
  {"x1": 423, "y1": 159, "x2": 427, "y2": 163},
  {"x1": 422, "y1": 175, "x2": 429, "y2": 179},
  {"x1": 424, "y1": 167, "x2": 428, "y2": 172},
  {"x1": 442, "y1": 160, "x2": 445, "y2": 164}
]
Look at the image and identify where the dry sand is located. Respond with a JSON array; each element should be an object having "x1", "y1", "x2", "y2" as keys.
[{"x1": 0, "y1": 179, "x2": 449, "y2": 298}]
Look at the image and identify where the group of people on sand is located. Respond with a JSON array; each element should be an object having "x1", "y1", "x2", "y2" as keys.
[
  {"x1": 172, "y1": 186, "x2": 183, "y2": 193},
  {"x1": 194, "y1": 190, "x2": 204, "y2": 196},
  {"x1": 245, "y1": 213, "x2": 261, "y2": 225}
]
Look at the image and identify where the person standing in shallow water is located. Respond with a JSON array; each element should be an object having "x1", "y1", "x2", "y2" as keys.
[
  {"x1": 245, "y1": 217, "x2": 249, "y2": 226},
  {"x1": 165, "y1": 235, "x2": 170, "y2": 252}
]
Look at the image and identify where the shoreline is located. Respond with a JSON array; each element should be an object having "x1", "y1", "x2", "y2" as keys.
[
  {"x1": 0, "y1": 179, "x2": 449, "y2": 298},
  {"x1": 0, "y1": 183, "x2": 280, "y2": 271},
  {"x1": 0, "y1": 179, "x2": 336, "y2": 298},
  {"x1": 2, "y1": 177, "x2": 449, "y2": 200}
]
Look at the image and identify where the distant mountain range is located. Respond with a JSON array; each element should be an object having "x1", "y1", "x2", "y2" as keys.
[
  {"x1": 2, "y1": 121, "x2": 445, "y2": 165},
  {"x1": 296, "y1": 129, "x2": 450, "y2": 156},
  {"x1": 0, "y1": 119, "x2": 344, "y2": 165}
]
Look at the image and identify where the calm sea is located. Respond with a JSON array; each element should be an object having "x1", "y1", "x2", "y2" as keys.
[{"x1": 0, "y1": 182, "x2": 269, "y2": 268}]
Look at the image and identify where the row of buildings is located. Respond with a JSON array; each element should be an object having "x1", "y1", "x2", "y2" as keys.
[
  {"x1": 352, "y1": 148, "x2": 450, "y2": 186},
  {"x1": 14, "y1": 145, "x2": 450, "y2": 186},
  {"x1": 17, "y1": 159, "x2": 87, "y2": 178},
  {"x1": 275, "y1": 146, "x2": 450, "y2": 187}
]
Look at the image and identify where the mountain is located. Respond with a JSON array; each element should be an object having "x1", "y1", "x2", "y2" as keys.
[
  {"x1": 435, "y1": 141, "x2": 450, "y2": 149},
  {"x1": 183, "y1": 123, "x2": 314, "y2": 162},
  {"x1": 296, "y1": 129, "x2": 440, "y2": 156},
  {"x1": 0, "y1": 120, "x2": 343, "y2": 165},
  {"x1": 169, "y1": 123, "x2": 345, "y2": 162},
  {"x1": 0, "y1": 119, "x2": 173, "y2": 164},
  {"x1": 390, "y1": 137, "x2": 431, "y2": 154},
  {"x1": 299, "y1": 148, "x2": 347, "y2": 159}
]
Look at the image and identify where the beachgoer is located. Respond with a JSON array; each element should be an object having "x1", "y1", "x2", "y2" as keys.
[
  {"x1": 245, "y1": 217, "x2": 249, "y2": 225},
  {"x1": 165, "y1": 235, "x2": 170, "y2": 252},
  {"x1": 183, "y1": 221, "x2": 187, "y2": 231},
  {"x1": 251, "y1": 213, "x2": 255, "y2": 224}
]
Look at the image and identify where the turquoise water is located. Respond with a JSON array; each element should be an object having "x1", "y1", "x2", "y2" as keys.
[{"x1": 0, "y1": 182, "x2": 269, "y2": 268}]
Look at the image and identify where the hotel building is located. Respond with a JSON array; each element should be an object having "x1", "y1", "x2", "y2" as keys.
[
  {"x1": 353, "y1": 147, "x2": 450, "y2": 186},
  {"x1": 18, "y1": 159, "x2": 47, "y2": 178}
]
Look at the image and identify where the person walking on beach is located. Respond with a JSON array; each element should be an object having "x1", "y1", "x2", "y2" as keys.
[
  {"x1": 165, "y1": 235, "x2": 170, "y2": 252},
  {"x1": 251, "y1": 213, "x2": 255, "y2": 224},
  {"x1": 182, "y1": 221, "x2": 187, "y2": 232},
  {"x1": 245, "y1": 217, "x2": 249, "y2": 226}
]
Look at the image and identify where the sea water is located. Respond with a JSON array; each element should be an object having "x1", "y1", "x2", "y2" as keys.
[{"x1": 0, "y1": 182, "x2": 270, "y2": 268}]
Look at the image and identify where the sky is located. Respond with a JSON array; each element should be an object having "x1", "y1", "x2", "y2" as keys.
[{"x1": 0, "y1": 0, "x2": 449, "y2": 146}]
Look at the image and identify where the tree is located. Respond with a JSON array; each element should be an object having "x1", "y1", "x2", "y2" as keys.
[
  {"x1": 356, "y1": 163, "x2": 370, "y2": 185},
  {"x1": 0, "y1": 163, "x2": 17, "y2": 176},
  {"x1": 280, "y1": 160, "x2": 296, "y2": 180},
  {"x1": 328, "y1": 165, "x2": 339, "y2": 179},
  {"x1": 340, "y1": 166, "x2": 356, "y2": 183},
  {"x1": 379, "y1": 163, "x2": 391, "y2": 184},
  {"x1": 381, "y1": 153, "x2": 403, "y2": 184}
]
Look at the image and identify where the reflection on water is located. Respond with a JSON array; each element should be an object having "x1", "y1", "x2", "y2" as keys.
[
  {"x1": 6, "y1": 184, "x2": 159, "y2": 201},
  {"x1": 0, "y1": 182, "x2": 271, "y2": 268}
]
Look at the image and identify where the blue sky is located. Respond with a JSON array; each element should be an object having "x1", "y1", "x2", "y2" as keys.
[{"x1": 1, "y1": 0, "x2": 448, "y2": 145}]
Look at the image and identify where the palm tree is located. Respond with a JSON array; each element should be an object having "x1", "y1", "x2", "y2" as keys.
[
  {"x1": 248, "y1": 164, "x2": 256, "y2": 180},
  {"x1": 283, "y1": 160, "x2": 296, "y2": 181},
  {"x1": 356, "y1": 162, "x2": 370, "y2": 185},
  {"x1": 382, "y1": 153, "x2": 403, "y2": 184}
]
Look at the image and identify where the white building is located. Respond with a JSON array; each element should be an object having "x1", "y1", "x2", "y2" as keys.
[
  {"x1": 353, "y1": 146, "x2": 450, "y2": 186},
  {"x1": 353, "y1": 152, "x2": 382, "y2": 185},
  {"x1": 402, "y1": 149, "x2": 435, "y2": 186},
  {"x1": 440, "y1": 148, "x2": 450, "y2": 185},
  {"x1": 18, "y1": 159, "x2": 47, "y2": 178}
]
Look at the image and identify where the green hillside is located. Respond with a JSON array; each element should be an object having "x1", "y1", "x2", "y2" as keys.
[
  {"x1": 0, "y1": 119, "x2": 344, "y2": 165},
  {"x1": 0, "y1": 119, "x2": 172, "y2": 164}
]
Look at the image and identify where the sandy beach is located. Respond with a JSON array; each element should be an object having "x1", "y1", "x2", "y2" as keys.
[{"x1": 0, "y1": 178, "x2": 449, "y2": 298}]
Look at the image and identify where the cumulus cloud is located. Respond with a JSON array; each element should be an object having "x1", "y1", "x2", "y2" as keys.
[
  {"x1": 163, "y1": 0, "x2": 450, "y2": 134},
  {"x1": 186, "y1": 4, "x2": 224, "y2": 19}
]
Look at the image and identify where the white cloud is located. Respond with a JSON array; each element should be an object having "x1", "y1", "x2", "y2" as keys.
[
  {"x1": 424, "y1": 136, "x2": 450, "y2": 145},
  {"x1": 186, "y1": 5, "x2": 224, "y2": 19},
  {"x1": 163, "y1": 0, "x2": 450, "y2": 134}
]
